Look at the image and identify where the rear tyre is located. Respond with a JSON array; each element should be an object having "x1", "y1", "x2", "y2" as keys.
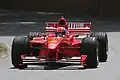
[
  {"x1": 27, "y1": 32, "x2": 41, "y2": 40},
  {"x1": 90, "y1": 32, "x2": 108, "y2": 62},
  {"x1": 11, "y1": 36, "x2": 30, "y2": 69},
  {"x1": 81, "y1": 37, "x2": 98, "y2": 68}
]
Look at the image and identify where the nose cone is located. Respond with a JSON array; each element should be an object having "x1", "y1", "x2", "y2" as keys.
[{"x1": 48, "y1": 43, "x2": 58, "y2": 50}]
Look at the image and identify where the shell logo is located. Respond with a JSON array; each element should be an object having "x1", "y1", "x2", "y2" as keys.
[{"x1": 48, "y1": 40, "x2": 57, "y2": 43}]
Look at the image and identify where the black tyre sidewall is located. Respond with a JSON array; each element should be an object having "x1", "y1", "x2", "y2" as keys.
[
  {"x1": 90, "y1": 32, "x2": 108, "y2": 62},
  {"x1": 11, "y1": 36, "x2": 29, "y2": 68},
  {"x1": 81, "y1": 37, "x2": 98, "y2": 68}
]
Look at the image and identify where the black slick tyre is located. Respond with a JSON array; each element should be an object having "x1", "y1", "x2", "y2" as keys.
[
  {"x1": 90, "y1": 32, "x2": 108, "y2": 62},
  {"x1": 11, "y1": 36, "x2": 30, "y2": 69},
  {"x1": 81, "y1": 37, "x2": 98, "y2": 68}
]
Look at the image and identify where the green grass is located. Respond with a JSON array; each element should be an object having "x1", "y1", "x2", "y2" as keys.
[{"x1": 0, "y1": 42, "x2": 8, "y2": 58}]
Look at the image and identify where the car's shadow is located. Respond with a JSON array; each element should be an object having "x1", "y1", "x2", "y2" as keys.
[{"x1": 9, "y1": 63, "x2": 97, "y2": 70}]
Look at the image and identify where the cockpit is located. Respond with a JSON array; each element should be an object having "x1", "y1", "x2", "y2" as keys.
[{"x1": 55, "y1": 27, "x2": 67, "y2": 37}]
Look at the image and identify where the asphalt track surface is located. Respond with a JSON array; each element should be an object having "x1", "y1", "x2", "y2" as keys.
[{"x1": 0, "y1": 10, "x2": 120, "y2": 80}]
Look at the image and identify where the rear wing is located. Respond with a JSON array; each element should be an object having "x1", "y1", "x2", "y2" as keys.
[{"x1": 45, "y1": 22, "x2": 92, "y2": 33}]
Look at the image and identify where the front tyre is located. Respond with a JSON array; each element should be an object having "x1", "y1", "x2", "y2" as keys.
[
  {"x1": 11, "y1": 36, "x2": 30, "y2": 69},
  {"x1": 81, "y1": 37, "x2": 98, "y2": 68}
]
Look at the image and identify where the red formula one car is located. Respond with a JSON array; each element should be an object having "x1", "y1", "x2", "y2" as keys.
[{"x1": 11, "y1": 16, "x2": 108, "y2": 69}]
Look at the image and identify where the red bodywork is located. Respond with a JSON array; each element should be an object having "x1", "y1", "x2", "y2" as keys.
[
  {"x1": 25, "y1": 16, "x2": 92, "y2": 66},
  {"x1": 30, "y1": 35, "x2": 80, "y2": 57}
]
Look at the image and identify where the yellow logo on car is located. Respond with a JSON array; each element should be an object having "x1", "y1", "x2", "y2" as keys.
[{"x1": 48, "y1": 40, "x2": 57, "y2": 43}]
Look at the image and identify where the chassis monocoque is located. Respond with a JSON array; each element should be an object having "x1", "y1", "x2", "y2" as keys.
[{"x1": 11, "y1": 20, "x2": 108, "y2": 69}]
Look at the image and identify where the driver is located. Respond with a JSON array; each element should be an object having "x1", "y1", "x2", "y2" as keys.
[
  {"x1": 56, "y1": 16, "x2": 68, "y2": 31},
  {"x1": 55, "y1": 27, "x2": 67, "y2": 37}
]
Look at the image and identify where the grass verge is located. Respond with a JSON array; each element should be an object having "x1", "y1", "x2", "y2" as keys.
[{"x1": 0, "y1": 42, "x2": 8, "y2": 58}]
